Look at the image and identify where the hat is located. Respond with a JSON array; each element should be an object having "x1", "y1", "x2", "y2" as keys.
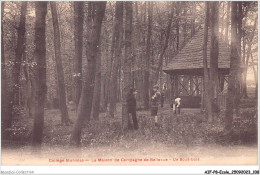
[{"x1": 153, "y1": 85, "x2": 159, "y2": 89}]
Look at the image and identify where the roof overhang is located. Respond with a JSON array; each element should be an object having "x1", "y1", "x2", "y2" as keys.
[{"x1": 163, "y1": 68, "x2": 230, "y2": 76}]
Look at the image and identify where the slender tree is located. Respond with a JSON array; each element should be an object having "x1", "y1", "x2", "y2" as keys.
[
  {"x1": 32, "y1": 1, "x2": 48, "y2": 147},
  {"x1": 92, "y1": 48, "x2": 101, "y2": 120},
  {"x1": 109, "y1": 1, "x2": 124, "y2": 118},
  {"x1": 50, "y1": 2, "x2": 70, "y2": 125},
  {"x1": 203, "y1": 2, "x2": 213, "y2": 122},
  {"x1": 8, "y1": 2, "x2": 28, "y2": 128},
  {"x1": 225, "y1": 2, "x2": 230, "y2": 43},
  {"x1": 73, "y1": 2, "x2": 84, "y2": 107},
  {"x1": 234, "y1": 2, "x2": 243, "y2": 116},
  {"x1": 70, "y1": 2, "x2": 106, "y2": 146},
  {"x1": 209, "y1": 1, "x2": 219, "y2": 105},
  {"x1": 143, "y1": 1, "x2": 153, "y2": 109},
  {"x1": 250, "y1": 53, "x2": 257, "y2": 98},
  {"x1": 1, "y1": 2, "x2": 13, "y2": 130},
  {"x1": 191, "y1": 2, "x2": 196, "y2": 37},
  {"x1": 12, "y1": 2, "x2": 27, "y2": 104},
  {"x1": 242, "y1": 17, "x2": 257, "y2": 98},
  {"x1": 122, "y1": 1, "x2": 133, "y2": 130},
  {"x1": 225, "y1": 2, "x2": 240, "y2": 130},
  {"x1": 176, "y1": 2, "x2": 180, "y2": 52},
  {"x1": 155, "y1": 2, "x2": 174, "y2": 84}
]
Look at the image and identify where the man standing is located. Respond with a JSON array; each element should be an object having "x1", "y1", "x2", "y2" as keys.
[
  {"x1": 151, "y1": 85, "x2": 161, "y2": 127},
  {"x1": 127, "y1": 88, "x2": 138, "y2": 130},
  {"x1": 160, "y1": 83, "x2": 166, "y2": 108}
]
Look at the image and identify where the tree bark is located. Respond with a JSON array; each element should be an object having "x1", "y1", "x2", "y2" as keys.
[
  {"x1": 1, "y1": 2, "x2": 13, "y2": 130},
  {"x1": 234, "y1": 2, "x2": 243, "y2": 116},
  {"x1": 225, "y1": 2, "x2": 230, "y2": 43},
  {"x1": 191, "y1": 2, "x2": 196, "y2": 37},
  {"x1": 182, "y1": 3, "x2": 187, "y2": 44},
  {"x1": 32, "y1": 1, "x2": 48, "y2": 147},
  {"x1": 70, "y1": 2, "x2": 106, "y2": 146},
  {"x1": 73, "y1": 2, "x2": 84, "y2": 107},
  {"x1": 242, "y1": 17, "x2": 257, "y2": 98},
  {"x1": 143, "y1": 1, "x2": 153, "y2": 109},
  {"x1": 242, "y1": 28, "x2": 248, "y2": 98},
  {"x1": 122, "y1": 1, "x2": 133, "y2": 130},
  {"x1": 92, "y1": 48, "x2": 101, "y2": 120},
  {"x1": 225, "y1": 2, "x2": 240, "y2": 130},
  {"x1": 209, "y1": 2, "x2": 219, "y2": 102},
  {"x1": 250, "y1": 53, "x2": 257, "y2": 98},
  {"x1": 176, "y1": 2, "x2": 180, "y2": 52},
  {"x1": 12, "y1": 2, "x2": 27, "y2": 106},
  {"x1": 203, "y1": 2, "x2": 213, "y2": 122},
  {"x1": 155, "y1": 2, "x2": 174, "y2": 84},
  {"x1": 109, "y1": 1, "x2": 123, "y2": 118},
  {"x1": 50, "y1": 2, "x2": 70, "y2": 125}
]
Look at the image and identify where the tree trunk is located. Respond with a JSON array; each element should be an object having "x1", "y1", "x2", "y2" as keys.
[
  {"x1": 32, "y1": 1, "x2": 48, "y2": 147},
  {"x1": 234, "y1": 2, "x2": 243, "y2": 116},
  {"x1": 73, "y1": 2, "x2": 84, "y2": 107},
  {"x1": 225, "y1": 2, "x2": 230, "y2": 43},
  {"x1": 209, "y1": 2, "x2": 219, "y2": 103},
  {"x1": 92, "y1": 48, "x2": 102, "y2": 120},
  {"x1": 242, "y1": 17, "x2": 257, "y2": 98},
  {"x1": 1, "y1": 2, "x2": 13, "y2": 130},
  {"x1": 250, "y1": 53, "x2": 257, "y2": 98},
  {"x1": 176, "y1": 2, "x2": 180, "y2": 52},
  {"x1": 182, "y1": 3, "x2": 187, "y2": 44},
  {"x1": 50, "y1": 2, "x2": 70, "y2": 125},
  {"x1": 109, "y1": 1, "x2": 123, "y2": 118},
  {"x1": 242, "y1": 30, "x2": 248, "y2": 98},
  {"x1": 220, "y1": 3, "x2": 225, "y2": 36},
  {"x1": 143, "y1": 1, "x2": 153, "y2": 109},
  {"x1": 12, "y1": 2, "x2": 27, "y2": 107},
  {"x1": 155, "y1": 2, "x2": 174, "y2": 84},
  {"x1": 191, "y1": 2, "x2": 196, "y2": 37},
  {"x1": 225, "y1": 2, "x2": 240, "y2": 130},
  {"x1": 203, "y1": 2, "x2": 213, "y2": 122},
  {"x1": 70, "y1": 2, "x2": 106, "y2": 146},
  {"x1": 122, "y1": 1, "x2": 133, "y2": 130}
]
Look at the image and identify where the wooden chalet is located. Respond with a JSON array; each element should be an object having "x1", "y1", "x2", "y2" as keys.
[{"x1": 163, "y1": 28, "x2": 231, "y2": 108}]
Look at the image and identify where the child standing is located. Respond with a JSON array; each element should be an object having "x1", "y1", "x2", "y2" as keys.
[
  {"x1": 151, "y1": 85, "x2": 161, "y2": 127},
  {"x1": 160, "y1": 83, "x2": 166, "y2": 108}
]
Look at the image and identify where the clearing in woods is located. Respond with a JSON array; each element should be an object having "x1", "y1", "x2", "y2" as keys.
[{"x1": 1, "y1": 101, "x2": 258, "y2": 165}]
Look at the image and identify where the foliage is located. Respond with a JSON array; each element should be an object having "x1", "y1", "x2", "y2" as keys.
[
  {"x1": 4, "y1": 103, "x2": 257, "y2": 148},
  {"x1": 1, "y1": 1, "x2": 258, "y2": 149}
]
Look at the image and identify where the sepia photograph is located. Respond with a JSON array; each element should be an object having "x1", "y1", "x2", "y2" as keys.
[{"x1": 1, "y1": 0, "x2": 258, "y2": 173}]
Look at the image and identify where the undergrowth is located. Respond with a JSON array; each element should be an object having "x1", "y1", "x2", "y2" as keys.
[{"x1": 2, "y1": 101, "x2": 258, "y2": 149}]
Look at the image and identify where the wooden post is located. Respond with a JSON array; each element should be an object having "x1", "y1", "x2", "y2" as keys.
[
  {"x1": 219, "y1": 73, "x2": 225, "y2": 93},
  {"x1": 201, "y1": 76, "x2": 205, "y2": 111},
  {"x1": 195, "y1": 76, "x2": 199, "y2": 96},
  {"x1": 169, "y1": 75, "x2": 173, "y2": 101},
  {"x1": 189, "y1": 76, "x2": 192, "y2": 96},
  {"x1": 174, "y1": 75, "x2": 179, "y2": 97}
]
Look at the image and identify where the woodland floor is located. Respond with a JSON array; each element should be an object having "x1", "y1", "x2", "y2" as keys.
[{"x1": 1, "y1": 97, "x2": 258, "y2": 165}]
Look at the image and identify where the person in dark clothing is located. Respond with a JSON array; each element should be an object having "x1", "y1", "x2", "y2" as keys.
[
  {"x1": 127, "y1": 88, "x2": 138, "y2": 130},
  {"x1": 212, "y1": 98, "x2": 220, "y2": 114},
  {"x1": 151, "y1": 85, "x2": 161, "y2": 127},
  {"x1": 160, "y1": 83, "x2": 166, "y2": 108}
]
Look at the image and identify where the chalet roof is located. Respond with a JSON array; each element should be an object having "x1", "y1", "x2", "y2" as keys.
[{"x1": 163, "y1": 27, "x2": 231, "y2": 75}]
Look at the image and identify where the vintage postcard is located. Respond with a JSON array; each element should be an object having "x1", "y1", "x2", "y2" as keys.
[{"x1": 1, "y1": 1, "x2": 258, "y2": 174}]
